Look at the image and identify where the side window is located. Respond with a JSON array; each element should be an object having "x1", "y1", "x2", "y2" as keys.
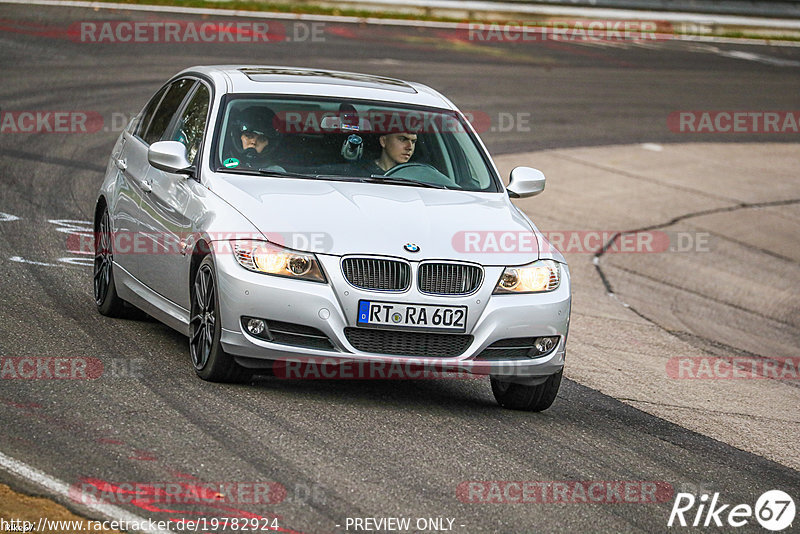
[
  {"x1": 142, "y1": 78, "x2": 194, "y2": 145},
  {"x1": 135, "y1": 85, "x2": 168, "y2": 139},
  {"x1": 170, "y1": 84, "x2": 210, "y2": 166}
]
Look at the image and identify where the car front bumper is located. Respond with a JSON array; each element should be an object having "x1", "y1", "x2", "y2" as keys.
[{"x1": 215, "y1": 251, "x2": 570, "y2": 378}]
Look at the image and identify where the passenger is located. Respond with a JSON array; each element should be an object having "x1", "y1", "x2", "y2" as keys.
[
  {"x1": 223, "y1": 106, "x2": 284, "y2": 171},
  {"x1": 361, "y1": 132, "x2": 417, "y2": 175}
]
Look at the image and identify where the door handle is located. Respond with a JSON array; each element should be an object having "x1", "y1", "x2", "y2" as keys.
[
  {"x1": 114, "y1": 158, "x2": 127, "y2": 171},
  {"x1": 141, "y1": 179, "x2": 152, "y2": 193}
]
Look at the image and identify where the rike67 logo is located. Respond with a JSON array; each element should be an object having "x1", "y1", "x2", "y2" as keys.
[{"x1": 668, "y1": 490, "x2": 795, "y2": 531}]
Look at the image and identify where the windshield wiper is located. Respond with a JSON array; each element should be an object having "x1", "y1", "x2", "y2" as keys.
[
  {"x1": 216, "y1": 167, "x2": 311, "y2": 179},
  {"x1": 230, "y1": 169, "x2": 449, "y2": 189},
  {"x1": 257, "y1": 169, "x2": 320, "y2": 179},
  {"x1": 365, "y1": 175, "x2": 448, "y2": 189},
  {"x1": 322, "y1": 174, "x2": 446, "y2": 189}
]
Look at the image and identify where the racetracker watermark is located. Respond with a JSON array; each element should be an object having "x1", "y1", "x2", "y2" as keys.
[
  {"x1": 0, "y1": 357, "x2": 144, "y2": 379},
  {"x1": 668, "y1": 111, "x2": 800, "y2": 133},
  {"x1": 666, "y1": 357, "x2": 800, "y2": 380},
  {"x1": 68, "y1": 231, "x2": 334, "y2": 255},
  {"x1": 70, "y1": 20, "x2": 325, "y2": 43},
  {"x1": 460, "y1": 20, "x2": 671, "y2": 42},
  {"x1": 274, "y1": 109, "x2": 530, "y2": 134},
  {"x1": 451, "y1": 230, "x2": 712, "y2": 254},
  {"x1": 457, "y1": 481, "x2": 674, "y2": 504},
  {"x1": 273, "y1": 358, "x2": 488, "y2": 380},
  {"x1": 0, "y1": 357, "x2": 103, "y2": 379},
  {"x1": 69, "y1": 479, "x2": 286, "y2": 507},
  {"x1": 0, "y1": 110, "x2": 103, "y2": 133}
]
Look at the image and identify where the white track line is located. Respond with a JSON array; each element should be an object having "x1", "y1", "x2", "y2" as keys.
[
  {"x1": 0, "y1": 0, "x2": 799, "y2": 46},
  {"x1": 323, "y1": 0, "x2": 800, "y2": 28},
  {"x1": 8, "y1": 256, "x2": 61, "y2": 267},
  {"x1": 0, "y1": 212, "x2": 21, "y2": 222},
  {"x1": 0, "y1": 0, "x2": 459, "y2": 28},
  {"x1": 0, "y1": 450, "x2": 173, "y2": 534}
]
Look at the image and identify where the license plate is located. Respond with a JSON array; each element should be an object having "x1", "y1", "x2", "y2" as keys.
[{"x1": 357, "y1": 300, "x2": 467, "y2": 332}]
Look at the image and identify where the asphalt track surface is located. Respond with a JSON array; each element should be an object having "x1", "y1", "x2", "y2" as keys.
[{"x1": 0, "y1": 4, "x2": 799, "y2": 533}]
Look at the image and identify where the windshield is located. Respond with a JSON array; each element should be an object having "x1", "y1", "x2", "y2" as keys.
[{"x1": 212, "y1": 96, "x2": 501, "y2": 192}]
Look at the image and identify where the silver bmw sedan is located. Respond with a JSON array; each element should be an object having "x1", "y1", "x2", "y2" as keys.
[{"x1": 93, "y1": 66, "x2": 570, "y2": 411}]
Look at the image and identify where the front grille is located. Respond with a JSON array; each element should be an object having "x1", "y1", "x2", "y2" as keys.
[
  {"x1": 418, "y1": 263, "x2": 483, "y2": 295},
  {"x1": 342, "y1": 257, "x2": 410, "y2": 291},
  {"x1": 474, "y1": 338, "x2": 538, "y2": 360},
  {"x1": 264, "y1": 320, "x2": 336, "y2": 350},
  {"x1": 344, "y1": 327, "x2": 472, "y2": 357}
]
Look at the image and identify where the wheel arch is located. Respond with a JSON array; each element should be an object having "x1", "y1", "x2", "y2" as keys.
[
  {"x1": 189, "y1": 239, "x2": 212, "y2": 304},
  {"x1": 94, "y1": 196, "x2": 108, "y2": 231}
]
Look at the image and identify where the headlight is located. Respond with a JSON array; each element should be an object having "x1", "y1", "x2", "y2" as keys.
[
  {"x1": 231, "y1": 240, "x2": 326, "y2": 283},
  {"x1": 493, "y1": 260, "x2": 560, "y2": 294}
]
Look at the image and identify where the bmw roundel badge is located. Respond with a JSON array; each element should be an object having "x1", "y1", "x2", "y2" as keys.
[{"x1": 404, "y1": 243, "x2": 420, "y2": 253}]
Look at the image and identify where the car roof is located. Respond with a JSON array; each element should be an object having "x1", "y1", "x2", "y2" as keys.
[{"x1": 177, "y1": 65, "x2": 457, "y2": 110}]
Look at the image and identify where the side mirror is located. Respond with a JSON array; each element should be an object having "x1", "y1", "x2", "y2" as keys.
[
  {"x1": 148, "y1": 141, "x2": 192, "y2": 175},
  {"x1": 507, "y1": 167, "x2": 546, "y2": 198}
]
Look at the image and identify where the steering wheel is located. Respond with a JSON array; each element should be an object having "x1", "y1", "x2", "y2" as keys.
[
  {"x1": 383, "y1": 163, "x2": 456, "y2": 188},
  {"x1": 384, "y1": 162, "x2": 438, "y2": 176}
]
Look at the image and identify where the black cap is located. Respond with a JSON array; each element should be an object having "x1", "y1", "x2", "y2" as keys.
[{"x1": 238, "y1": 106, "x2": 277, "y2": 138}]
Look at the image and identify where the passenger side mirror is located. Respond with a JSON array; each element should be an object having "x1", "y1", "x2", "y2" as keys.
[
  {"x1": 148, "y1": 141, "x2": 193, "y2": 175},
  {"x1": 507, "y1": 167, "x2": 546, "y2": 198}
]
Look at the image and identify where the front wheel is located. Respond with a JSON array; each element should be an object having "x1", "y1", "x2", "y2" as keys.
[
  {"x1": 490, "y1": 370, "x2": 563, "y2": 412},
  {"x1": 189, "y1": 255, "x2": 251, "y2": 383},
  {"x1": 94, "y1": 208, "x2": 126, "y2": 317}
]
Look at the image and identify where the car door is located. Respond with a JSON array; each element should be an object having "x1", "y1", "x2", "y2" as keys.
[
  {"x1": 138, "y1": 80, "x2": 211, "y2": 309},
  {"x1": 108, "y1": 84, "x2": 165, "y2": 279},
  {"x1": 118, "y1": 78, "x2": 195, "y2": 281}
]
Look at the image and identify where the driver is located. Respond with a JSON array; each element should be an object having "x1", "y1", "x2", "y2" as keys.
[
  {"x1": 361, "y1": 132, "x2": 417, "y2": 175},
  {"x1": 223, "y1": 106, "x2": 283, "y2": 171}
]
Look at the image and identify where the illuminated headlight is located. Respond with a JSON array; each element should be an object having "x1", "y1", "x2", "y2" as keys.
[
  {"x1": 493, "y1": 260, "x2": 560, "y2": 294},
  {"x1": 231, "y1": 240, "x2": 326, "y2": 283}
]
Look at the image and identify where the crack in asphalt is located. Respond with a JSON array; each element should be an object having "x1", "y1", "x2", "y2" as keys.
[
  {"x1": 670, "y1": 330, "x2": 794, "y2": 360},
  {"x1": 605, "y1": 262, "x2": 798, "y2": 329},
  {"x1": 689, "y1": 220, "x2": 798, "y2": 263},
  {"x1": 604, "y1": 198, "x2": 800, "y2": 240},
  {"x1": 668, "y1": 331, "x2": 800, "y2": 390},
  {"x1": 592, "y1": 197, "x2": 800, "y2": 374},
  {"x1": 593, "y1": 197, "x2": 800, "y2": 295}
]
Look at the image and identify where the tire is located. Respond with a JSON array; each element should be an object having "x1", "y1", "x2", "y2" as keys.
[
  {"x1": 94, "y1": 207, "x2": 126, "y2": 317},
  {"x1": 190, "y1": 255, "x2": 251, "y2": 383},
  {"x1": 490, "y1": 370, "x2": 563, "y2": 412}
]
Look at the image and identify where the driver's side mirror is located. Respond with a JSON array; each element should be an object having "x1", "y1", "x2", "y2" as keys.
[
  {"x1": 507, "y1": 167, "x2": 546, "y2": 198},
  {"x1": 148, "y1": 141, "x2": 193, "y2": 175}
]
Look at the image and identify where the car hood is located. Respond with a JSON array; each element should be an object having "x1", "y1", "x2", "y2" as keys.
[{"x1": 210, "y1": 175, "x2": 539, "y2": 265}]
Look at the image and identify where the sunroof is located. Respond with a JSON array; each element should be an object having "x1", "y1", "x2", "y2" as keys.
[{"x1": 239, "y1": 68, "x2": 417, "y2": 93}]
